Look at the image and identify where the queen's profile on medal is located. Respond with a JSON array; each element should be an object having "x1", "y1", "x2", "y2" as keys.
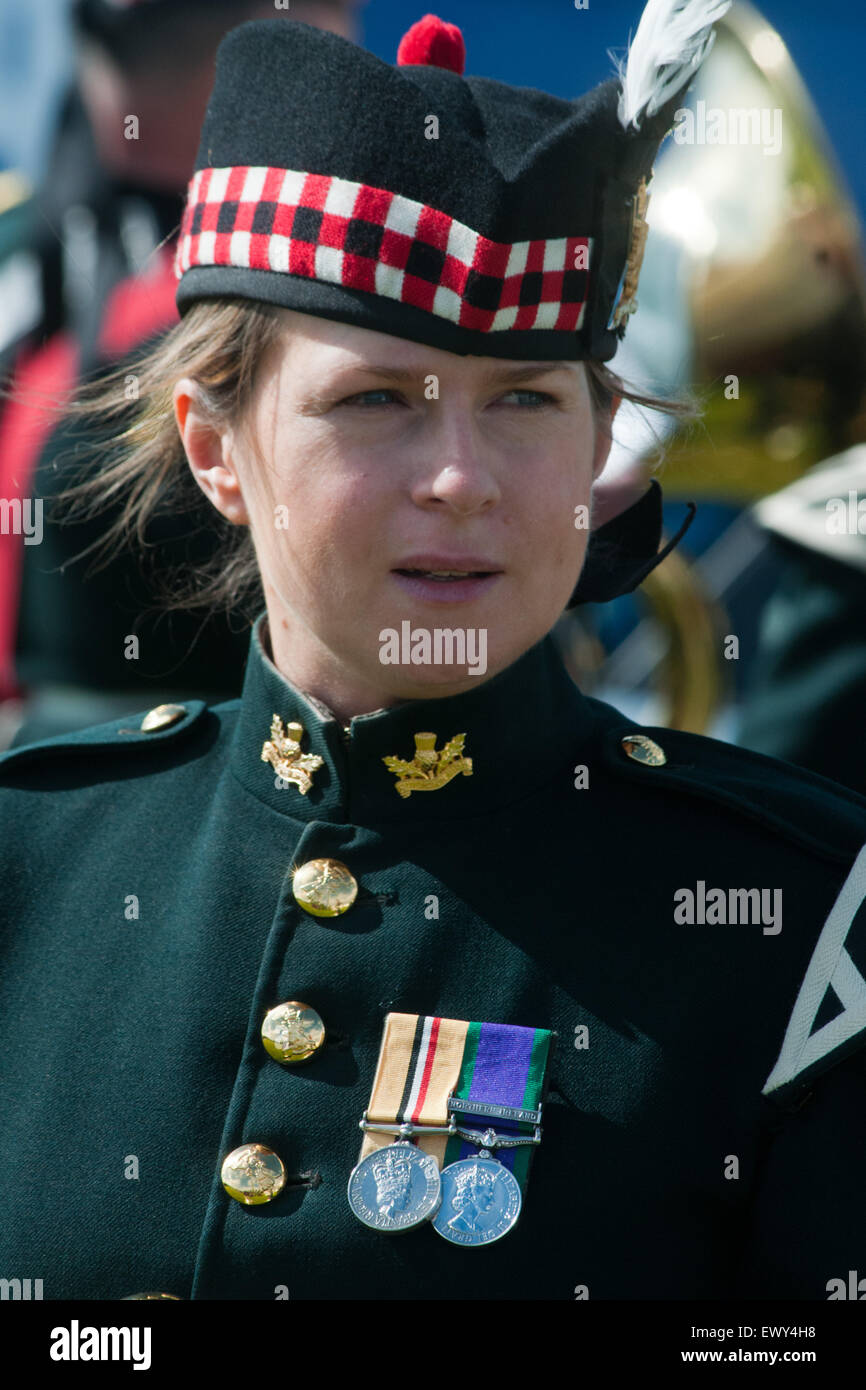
[
  {"x1": 372, "y1": 1147, "x2": 415, "y2": 1219},
  {"x1": 347, "y1": 1144, "x2": 442, "y2": 1233},
  {"x1": 442, "y1": 1162, "x2": 497, "y2": 1234}
]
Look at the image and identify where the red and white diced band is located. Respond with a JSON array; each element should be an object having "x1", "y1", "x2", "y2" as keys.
[{"x1": 175, "y1": 166, "x2": 592, "y2": 334}]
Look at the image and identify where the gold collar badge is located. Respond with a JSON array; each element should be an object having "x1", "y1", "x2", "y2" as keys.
[
  {"x1": 261, "y1": 716, "x2": 323, "y2": 795},
  {"x1": 383, "y1": 732, "x2": 473, "y2": 798}
]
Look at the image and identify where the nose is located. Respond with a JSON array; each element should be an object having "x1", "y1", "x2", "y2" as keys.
[{"x1": 409, "y1": 409, "x2": 501, "y2": 516}]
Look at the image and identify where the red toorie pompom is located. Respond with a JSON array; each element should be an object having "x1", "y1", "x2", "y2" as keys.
[{"x1": 396, "y1": 14, "x2": 466, "y2": 76}]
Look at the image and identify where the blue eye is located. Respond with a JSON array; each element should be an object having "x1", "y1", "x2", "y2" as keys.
[
  {"x1": 499, "y1": 390, "x2": 555, "y2": 407},
  {"x1": 343, "y1": 389, "x2": 402, "y2": 406}
]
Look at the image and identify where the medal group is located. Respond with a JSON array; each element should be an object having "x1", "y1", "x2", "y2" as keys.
[{"x1": 347, "y1": 1013, "x2": 553, "y2": 1247}]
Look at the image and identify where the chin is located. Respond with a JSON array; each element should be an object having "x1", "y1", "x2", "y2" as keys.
[{"x1": 389, "y1": 668, "x2": 493, "y2": 699}]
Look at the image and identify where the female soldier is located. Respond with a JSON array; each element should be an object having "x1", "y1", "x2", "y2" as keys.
[{"x1": 1, "y1": 4, "x2": 865, "y2": 1301}]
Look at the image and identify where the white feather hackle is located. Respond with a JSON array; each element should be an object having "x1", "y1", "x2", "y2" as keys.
[{"x1": 616, "y1": 0, "x2": 733, "y2": 131}]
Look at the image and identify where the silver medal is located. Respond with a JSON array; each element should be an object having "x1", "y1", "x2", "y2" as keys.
[
  {"x1": 432, "y1": 1155, "x2": 522, "y2": 1246},
  {"x1": 347, "y1": 1141, "x2": 442, "y2": 1232}
]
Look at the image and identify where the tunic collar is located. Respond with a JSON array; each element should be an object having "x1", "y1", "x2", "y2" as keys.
[{"x1": 228, "y1": 612, "x2": 597, "y2": 825}]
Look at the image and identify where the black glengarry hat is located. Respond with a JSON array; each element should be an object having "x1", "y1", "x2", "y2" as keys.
[{"x1": 175, "y1": 3, "x2": 730, "y2": 361}]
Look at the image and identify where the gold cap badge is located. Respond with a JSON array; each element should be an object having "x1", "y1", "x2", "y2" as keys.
[
  {"x1": 610, "y1": 176, "x2": 651, "y2": 331},
  {"x1": 383, "y1": 732, "x2": 473, "y2": 798},
  {"x1": 261, "y1": 716, "x2": 324, "y2": 794}
]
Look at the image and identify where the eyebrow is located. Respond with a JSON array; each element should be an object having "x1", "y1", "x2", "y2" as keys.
[{"x1": 342, "y1": 361, "x2": 577, "y2": 385}]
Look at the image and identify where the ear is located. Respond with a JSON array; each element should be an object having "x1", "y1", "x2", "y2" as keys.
[
  {"x1": 173, "y1": 378, "x2": 250, "y2": 525},
  {"x1": 591, "y1": 393, "x2": 621, "y2": 482}
]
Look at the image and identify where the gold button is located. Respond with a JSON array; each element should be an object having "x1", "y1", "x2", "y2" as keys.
[
  {"x1": 262, "y1": 1000, "x2": 326, "y2": 1064},
  {"x1": 122, "y1": 1292, "x2": 182, "y2": 1300},
  {"x1": 621, "y1": 733, "x2": 667, "y2": 767},
  {"x1": 221, "y1": 1143, "x2": 286, "y2": 1205},
  {"x1": 140, "y1": 703, "x2": 187, "y2": 732},
  {"x1": 292, "y1": 858, "x2": 358, "y2": 917}
]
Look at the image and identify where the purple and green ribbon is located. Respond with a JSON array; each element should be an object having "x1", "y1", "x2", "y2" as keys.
[{"x1": 443, "y1": 1021, "x2": 553, "y2": 1192}]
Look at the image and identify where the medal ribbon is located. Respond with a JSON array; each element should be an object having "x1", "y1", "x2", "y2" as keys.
[
  {"x1": 359, "y1": 1013, "x2": 552, "y2": 1184},
  {"x1": 442, "y1": 1021, "x2": 552, "y2": 1193},
  {"x1": 359, "y1": 1013, "x2": 470, "y2": 1168}
]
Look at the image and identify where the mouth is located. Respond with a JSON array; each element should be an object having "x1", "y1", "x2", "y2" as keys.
[
  {"x1": 392, "y1": 568, "x2": 496, "y2": 582},
  {"x1": 389, "y1": 566, "x2": 503, "y2": 603}
]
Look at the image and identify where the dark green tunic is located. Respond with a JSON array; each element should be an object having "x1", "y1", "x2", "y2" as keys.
[{"x1": 1, "y1": 614, "x2": 865, "y2": 1300}]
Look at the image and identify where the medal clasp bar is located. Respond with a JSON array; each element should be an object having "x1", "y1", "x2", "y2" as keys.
[
  {"x1": 446, "y1": 1097, "x2": 543, "y2": 1149},
  {"x1": 447, "y1": 1097, "x2": 542, "y2": 1126},
  {"x1": 358, "y1": 1112, "x2": 456, "y2": 1139}
]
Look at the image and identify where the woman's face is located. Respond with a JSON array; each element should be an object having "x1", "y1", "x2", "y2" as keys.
[{"x1": 177, "y1": 308, "x2": 615, "y2": 720}]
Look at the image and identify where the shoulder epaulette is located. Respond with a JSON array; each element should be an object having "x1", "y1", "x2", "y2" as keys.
[
  {"x1": 592, "y1": 708, "x2": 866, "y2": 866},
  {"x1": 0, "y1": 701, "x2": 209, "y2": 774}
]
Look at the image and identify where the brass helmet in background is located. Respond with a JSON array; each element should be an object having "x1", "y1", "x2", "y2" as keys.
[{"x1": 559, "y1": 0, "x2": 866, "y2": 733}]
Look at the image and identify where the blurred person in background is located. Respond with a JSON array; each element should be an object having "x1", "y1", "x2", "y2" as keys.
[
  {"x1": 0, "y1": 0, "x2": 361, "y2": 750},
  {"x1": 738, "y1": 448, "x2": 866, "y2": 796}
]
